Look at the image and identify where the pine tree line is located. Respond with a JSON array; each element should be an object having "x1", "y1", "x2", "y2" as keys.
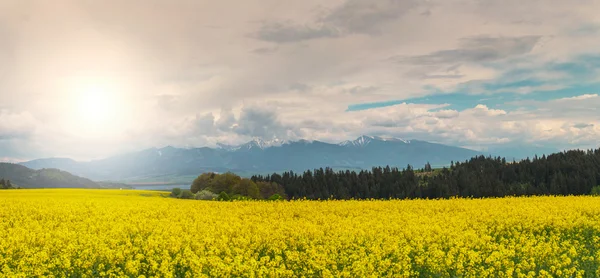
[
  {"x1": 251, "y1": 149, "x2": 600, "y2": 199},
  {"x1": 0, "y1": 178, "x2": 16, "y2": 189}
]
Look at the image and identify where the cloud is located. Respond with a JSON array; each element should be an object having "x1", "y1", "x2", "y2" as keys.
[
  {"x1": 468, "y1": 104, "x2": 507, "y2": 116},
  {"x1": 233, "y1": 106, "x2": 304, "y2": 139},
  {"x1": 215, "y1": 109, "x2": 237, "y2": 132},
  {"x1": 1, "y1": 0, "x2": 600, "y2": 160},
  {"x1": 323, "y1": 0, "x2": 420, "y2": 34},
  {"x1": 255, "y1": 22, "x2": 341, "y2": 43},
  {"x1": 434, "y1": 109, "x2": 459, "y2": 119},
  {"x1": 0, "y1": 110, "x2": 38, "y2": 140},
  {"x1": 251, "y1": 47, "x2": 278, "y2": 54},
  {"x1": 398, "y1": 36, "x2": 541, "y2": 65},
  {"x1": 255, "y1": 0, "x2": 421, "y2": 43},
  {"x1": 347, "y1": 85, "x2": 379, "y2": 95},
  {"x1": 573, "y1": 123, "x2": 594, "y2": 129},
  {"x1": 194, "y1": 113, "x2": 218, "y2": 136},
  {"x1": 557, "y1": 94, "x2": 598, "y2": 101}
]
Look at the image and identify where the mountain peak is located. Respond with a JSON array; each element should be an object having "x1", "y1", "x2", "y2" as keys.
[
  {"x1": 218, "y1": 138, "x2": 289, "y2": 151},
  {"x1": 339, "y1": 135, "x2": 410, "y2": 147},
  {"x1": 372, "y1": 136, "x2": 411, "y2": 144},
  {"x1": 296, "y1": 139, "x2": 314, "y2": 144},
  {"x1": 249, "y1": 138, "x2": 289, "y2": 149}
]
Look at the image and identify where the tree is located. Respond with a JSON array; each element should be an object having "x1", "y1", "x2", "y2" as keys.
[
  {"x1": 171, "y1": 188, "x2": 182, "y2": 198},
  {"x1": 180, "y1": 190, "x2": 195, "y2": 199},
  {"x1": 249, "y1": 147, "x2": 600, "y2": 200},
  {"x1": 232, "y1": 179, "x2": 260, "y2": 199},
  {"x1": 257, "y1": 181, "x2": 286, "y2": 199},
  {"x1": 191, "y1": 172, "x2": 216, "y2": 193},
  {"x1": 210, "y1": 172, "x2": 241, "y2": 194},
  {"x1": 0, "y1": 179, "x2": 14, "y2": 190},
  {"x1": 424, "y1": 162, "x2": 432, "y2": 172}
]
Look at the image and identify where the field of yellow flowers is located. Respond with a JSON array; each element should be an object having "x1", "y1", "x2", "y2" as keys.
[{"x1": 1, "y1": 189, "x2": 600, "y2": 277}]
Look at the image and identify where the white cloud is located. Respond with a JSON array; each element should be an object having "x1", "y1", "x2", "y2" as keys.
[
  {"x1": 1, "y1": 0, "x2": 600, "y2": 160},
  {"x1": 434, "y1": 109, "x2": 459, "y2": 119},
  {"x1": 557, "y1": 94, "x2": 598, "y2": 101},
  {"x1": 467, "y1": 105, "x2": 507, "y2": 116},
  {"x1": 0, "y1": 110, "x2": 39, "y2": 139}
]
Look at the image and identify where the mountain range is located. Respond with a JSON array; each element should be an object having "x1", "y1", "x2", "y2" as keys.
[
  {"x1": 19, "y1": 135, "x2": 557, "y2": 183},
  {"x1": 19, "y1": 136, "x2": 476, "y2": 182},
  {"x1": 0, "y1": 163, "x2": 126, "y2": 188}
]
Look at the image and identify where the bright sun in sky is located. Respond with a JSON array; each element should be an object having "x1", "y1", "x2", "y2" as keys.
[
  {"x1": 77, "y1": 86, "x2": 116, "y2": 124},
  {"x1": 69, "y1": 78, "x2": 126, "y2": 136}
]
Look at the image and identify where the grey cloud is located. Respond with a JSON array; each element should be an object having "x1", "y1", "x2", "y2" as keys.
[
  {"x1": 403, "y1": 64, "x2": 464, "y2": 80},
  {"x1": 251, "y1": 47, "x2": 278, "y2": 54},
  {"x1": 194, "y1": 113, "x2": 217, "y2": 135},
  {"x1": 299, "y1": 119, "x2": 322, "y2": 129},
  {"x1": 571, "y1": 24, "x2": 600, "y2": 36},
  {"x1": 323, "y1": 0, "x2": 419, "y2": 34},
  {"x1": 215, "y1": 109, "x2": 236, "y2": 132},
  {"x1": 258, "y1": 82, "x2": 311, "y2": 94},
  {"x1": 255, "y1": 22, "x2": 341, "y2": 43},
  {"x1": 368, "y1": 117, "x2": 411, "y2": 128},
  {"x1": 233, "y1": 106, "x2": 301, "y2": 139},
  {"x1": 186, "y1": 106, "x2": 306, "y2": 141},
  {"x1": 421, "y1": 74, "x2": 465, "y2": 79},
  {"x1": 506, "y1": 95, "x2": 600, "y2": 120},
  {"x1": 347, "y1": 86, "x2": 379, "y2": 94},
  {"x1": 255, "y1": 0, "x2": 420, "y2": 43},
  {"x1": 289, "y1": 82, "x2": 311, "y2": 92},
  {"x1": 398, "y1": 36, "x2": 541, "y2": 65},
  {"x1": 573, "y1": 123, "x2": 594, "y2": 129}
]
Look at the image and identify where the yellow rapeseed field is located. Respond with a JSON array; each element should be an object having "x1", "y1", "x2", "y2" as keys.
[{"x1": 1, "y1": 189, "x2": 600, "y2": 277}]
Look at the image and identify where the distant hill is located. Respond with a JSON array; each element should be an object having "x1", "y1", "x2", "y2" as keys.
[
  {"x1": 0, "y1": 163, "x2": 124, "y2": 188},
  {"x1": 21, "y1": 136, "x2": 481, "y2": 182}
]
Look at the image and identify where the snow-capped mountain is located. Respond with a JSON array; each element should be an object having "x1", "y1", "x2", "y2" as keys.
[
  {"x1": 339, "y1": 135, "x2": 410, "y2": 147},
  {"x1": 218, "y1": 138, "x2": 289, "y2": 151},
  {"x1": 339, "y1": 135, "x2": 373, "y2": 147},
  {"x1": 21, "y1": 135, "x2": 482, "y2": 181}
]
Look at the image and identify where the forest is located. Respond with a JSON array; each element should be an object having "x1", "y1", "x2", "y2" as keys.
[{"x1": 249, "y1": 148, "x2": 600, "y2": 200}]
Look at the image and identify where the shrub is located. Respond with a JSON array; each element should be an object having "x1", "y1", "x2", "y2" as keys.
[
  {"x1": 268, "y1": 194, "x2": 284, "y2": 201},
  {"x1": 195, "y1": 189, "x2": 218, "y2": 200},
  {"x1": 230, "y1": 194, "x2": 242, "y2": 200},
  {"x1": 217, "y1": 191, "x2": 230, "y2": 201},
  {"x1": 591, "y1": 186, "x2": 600, "y2": 196},
  {"x1": 231, "y1": 194, "x2": 253, "y2": 201},
  {"x1": 180, "y1": 190, "x2": 195, "y2": 199},
  {"x1": 170, "y1": 188, "x2": 182, "y2": 198}
]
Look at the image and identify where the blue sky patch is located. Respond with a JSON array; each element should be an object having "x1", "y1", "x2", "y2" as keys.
[{"x1": 347, "y1": 54, "x2": 600, "y2": 113}]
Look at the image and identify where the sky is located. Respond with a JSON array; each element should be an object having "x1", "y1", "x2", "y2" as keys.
[{"x1": 1, "y1": 0, "x2": 600, "y2": 161}]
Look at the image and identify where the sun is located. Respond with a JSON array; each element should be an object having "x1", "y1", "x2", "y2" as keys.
[
  {"x1": 65, "y1": 75, "x2": 130, "y2": 137},
  {"x1": 75, "y1": 84, "x2": 118, "y2": 126}
]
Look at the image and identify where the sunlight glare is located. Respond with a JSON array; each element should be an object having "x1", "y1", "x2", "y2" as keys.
[{"x1": 77, "y1": 85, "x2": 117, "y2": 125}]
